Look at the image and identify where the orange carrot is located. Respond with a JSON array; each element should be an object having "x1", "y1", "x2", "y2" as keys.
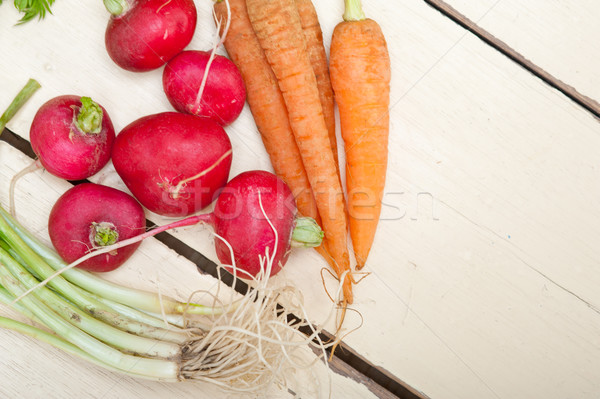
[
  {"x1": 294, "y1": 0, "x2": 338, "y2": 174},
  {"x1": 330, "y1": 0, "x2": 391, "y2": 269},
  {"x1": 246, "y1": 0, "x2": 353, "y2": 304},
  {"x1": 213, "y1": 0, "x2": 335, "y2": 275},
  {"x1": 213, "y1": 0, "x2": 319, "y2": 224}
]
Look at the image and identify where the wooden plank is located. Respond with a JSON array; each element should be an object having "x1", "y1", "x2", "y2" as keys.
[
  {"x1": 0, "y1": 141, "x2": 380, "y2": 399},
  {"x1": 428, "y1": 0, "x2": 600, "y2": 112},
  {"x1": 2, "y1": 1, "x2": 600, "y2": 399},
  {"x1": 1, "y1": 128, "x2": 416, "y2": 399}
]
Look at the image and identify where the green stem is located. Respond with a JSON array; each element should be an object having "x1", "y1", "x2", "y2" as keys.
[
  {"x1": 0, "y1": 248, "x2": 181, "y2": 359},
  {"x1": 0, "y1": 315, "x2": 177, "y2": 382},
  {"x1": 0, "y1": 285, "x2": 41, "y2": 323},
  {"x1": 91, "y1": 222, "x2": 119, "y2": 246},
  {"x1": 79, "y1": 288, "x2": 191, "y2": 344},
  {"x1": 291, "y1": 217, "x2": 324, "y2": 248},
  {"x1": 343, "y1": 0, "x2": 366, "y2": 21},
  {"x1": 103, "y1": 0, "x2": 131, "y2": 16},
  {"x1": 0, "y1": 212, "x2": 199, "y2": 344},
  {"x1": 0, "y1": 207, "x2": 215, "y2": 316},
  {"x1": 0, "y1": 79, "x2": 40, "y2": 134},
  {"x1": 0, "y1": 267, "x2": 180, "y2": 380},
  {"x1": 0, "y1": 237, "x2": 44, "y2": 281},
  {"x1": 0, "y1": 209, "x2": 183, "y2": 314},
  {"x1": 75, "y1": 97, "x2": 103, "y2": 134}
]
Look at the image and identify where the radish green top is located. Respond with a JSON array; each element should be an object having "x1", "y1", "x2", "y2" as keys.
[
  {"x1": 291, "y1": 217, "x2": 324, "y2": 248},
  {"x1": 103, "y1": 0, "x2": 131, "y2": 16},
  {"x1": 90, "y1": 222, "x2": 119, "y2": 247},
  {"x1": 75, "y1": 97, "x2": 103, "y2": 134}
]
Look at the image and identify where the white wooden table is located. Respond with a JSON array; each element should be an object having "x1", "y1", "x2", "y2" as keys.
[{"x1": 1, "y1": 1, "x2": 599, "y2": 398}]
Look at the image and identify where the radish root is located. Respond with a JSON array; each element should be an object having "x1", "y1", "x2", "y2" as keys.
[
  {"x1": 10, "y1": 190, "x2": 351, "y2": 395},
  {"x1": 193, "y1": 0, "x2": 231, "y2": 113},
  {"x1": 169, "y1": 148, "x2": 233, "y2": 200},
  {"x1": 178, "y1": 192, "x2": 335, "y2": 394},
  {"x1": 9, "y1": 159, "x2": 43, "y2": 218}
]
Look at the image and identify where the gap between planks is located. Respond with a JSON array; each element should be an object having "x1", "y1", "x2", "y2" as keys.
[
  {"x1": 424, "y1": 0, "x2": 600, "y2": 120},
  {"x1": 0, "y1": 129, "x2": 428, "y2": 399}
]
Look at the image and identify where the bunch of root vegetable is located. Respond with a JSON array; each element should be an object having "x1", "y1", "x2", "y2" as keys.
[
  {"x1": 214, "y1": 0, "x2": 391, "y2": 305},
  {"x1": 0, "y1": 205, "x2": 333, "y2": 392}
]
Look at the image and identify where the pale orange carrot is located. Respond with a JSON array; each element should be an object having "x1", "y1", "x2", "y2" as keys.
[
  {"x1": 294, "y1": 0, "x2": 338, "y2": 174},
  {"x1": 330, "y1": 0, "x2": 391, "y2": 269},
  {"x1": 213, "y1": 0, "x2": 319, "y2": 224},
  {"x1": 246, "y1": 0, "x2": 353, "y2": 304}
]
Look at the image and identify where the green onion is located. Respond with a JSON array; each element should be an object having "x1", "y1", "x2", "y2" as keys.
[{"x1": 0, "y1": 204, "x2": 333, "y2": 391}]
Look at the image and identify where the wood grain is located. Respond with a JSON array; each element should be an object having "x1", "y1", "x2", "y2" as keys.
[
  {"x1": 2, "y1": 1, "x2": 600, "y2": 398},
  {"x1": 0, "y1": 141, "x2": 380, "y2": 399},
  {"x1": 429, "y1": 0, "x2": 600, "y2": 115}
]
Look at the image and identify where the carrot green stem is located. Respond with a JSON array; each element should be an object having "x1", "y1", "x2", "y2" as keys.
[
  {"x1": 0, "y1": 79, "x2": 40, "y2": 134},
  {"x1": 343, "y1": 0, "x2": 366, "y2": 22},
  {"x1": 75, "y1": 97, "x2": 103, "y2": 134}
]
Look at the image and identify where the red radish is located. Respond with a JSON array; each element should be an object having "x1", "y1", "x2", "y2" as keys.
[
  {"x1": 62, "y1": 171, "x2": 323, "y2": 278},
  {"x1": 112, "y1": 112, "x2": 232, "y2": 217},
  {"x1": 210, "y1": 170, "x2": 322, "y2": 277},
  {"x1": 104, "y1": 0, "x2": 197, "y2": 72},
  {"x1": 162, "y1": 50, "x2": 246, "y2": 126},
  {"x1": 29, "y1": 95, "x2": 115, "y2": 180},
  {"x1": 48, "y1": 183, "x2": 146, "y2": 272}
]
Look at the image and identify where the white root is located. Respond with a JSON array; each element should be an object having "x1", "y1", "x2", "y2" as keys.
[
  {"x1": 9, "y1": 159, "x2": 42, "y2": 218},
  {"x1": 177, "y1": 192, "x2": 339, "y2": 395},
  {"x1": 192, "y1": 0, "x2": 232, "y2": 113}
]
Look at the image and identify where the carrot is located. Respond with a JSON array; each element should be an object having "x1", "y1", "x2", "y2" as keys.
[
  {"x1": 213, "y1": 0, "x2": 319, "y2": 224},
  {"x1": 246, "y1": 0, "x2": 353, "y2": 304},
  {"x1": 294, "y1": 0, "x2": 338, "y2": 175},
  {"x1": 213, "y1": 0, "x2": 337, "y2": 278},
  {"x1": 213, "y1": 0, "x2": 334, "y2": 273},
  {"x1": 329, "y1": 0, "x2": 391, "y2": 269}
]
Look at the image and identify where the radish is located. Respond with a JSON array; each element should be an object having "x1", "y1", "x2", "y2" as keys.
[
  {"x1": 162, "y1": 50, "x2": 246, "y2": 126},
  {"x1": 103, "y1": 0, "x2": 197, "y2": 72},
  {"x1": 57, "y1": 170, "x2": 324, "y2": 279},
  {"x1": 0, "y1": 200, "x2": 333, "y2": 392},
  {"x1": 10, "y1": 94, "x2": 115, "y2": 216},
  {"x1": 111, "y1": 112, "x2": 232, "y2": 217},
  {"x1": 30, "y1": 95, "x2": 115, "y2": 180},
  {"x1": 48, "y1": 183, "x2": 146, "y2": 273},
  {"x1": 210, "y1": 170, "x2": 319, "y2": 277}
]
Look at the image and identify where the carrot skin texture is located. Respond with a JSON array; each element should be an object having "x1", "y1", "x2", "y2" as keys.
[
  {"x1": 246, "y1": 0, "x2": 353, "y2": 303},
  {"x1": 294, "y1": 0, "x2": 338, "y2": 174},
  {"x1": 330, "y1": 18, "x2": 391, "y2": 269},
  {"x1": 213, "y1": 0, "x2": 319, "y2": 224}
]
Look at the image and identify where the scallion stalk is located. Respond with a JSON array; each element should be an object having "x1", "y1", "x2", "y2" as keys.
[
  {"x1": 0, "y1": 248, "x2": 181, "y2": 359},
  {"x1": 0, "y1": 315, "x2": 178, "y2": 382},
  {"x1": 0, "y1": 264, "x2": 181, "y2": 380},
  {"x1": 0, "y1": 207, "x2": 215, "y2": 316}
]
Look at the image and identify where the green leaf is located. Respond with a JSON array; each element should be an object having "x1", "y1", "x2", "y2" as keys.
[{"x1": 13, "y1": 0, "x2": 55, "y2": 24}]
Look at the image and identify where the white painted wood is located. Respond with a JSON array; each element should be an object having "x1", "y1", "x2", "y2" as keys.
[
  {"x1": 441, "y1": 0, "x2": 600, "y2": 102},
  {"x1": 2, "y1": 1, "x2": 600, "y2": 399},
  {"x1": 0, "y1": 142, "x2": 377, "y2": 399}
]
